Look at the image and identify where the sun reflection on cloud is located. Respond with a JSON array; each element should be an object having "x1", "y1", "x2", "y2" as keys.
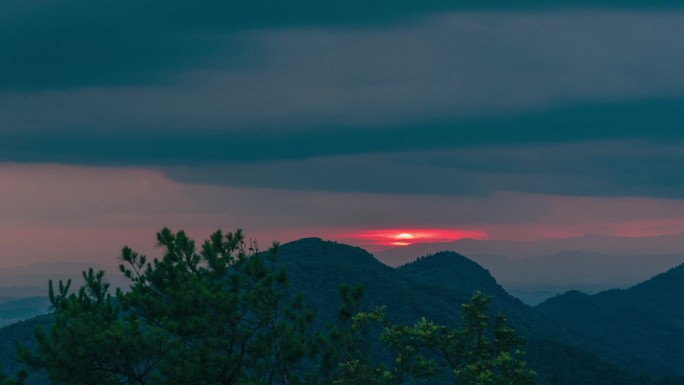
[{"x1": 391, "y1": 241, "x2": 411, "y2": 246}]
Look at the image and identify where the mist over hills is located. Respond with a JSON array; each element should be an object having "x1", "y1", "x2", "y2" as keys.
[
  {"x1": 493, "y1": 251, "x2": 684, "y2": 286},
  {"x1": 0, "y1": 297, "x2": 51, "y2": 328},
  {"x1": 375, "y1": 233, "x2": 684, "y2": 263},
  {"x1": 479, "y1": 251, "x2": 684, "y2": 304},
  {"x1": 0, "y1": 262, "x2": 126, "y2": 289},
  {"x1": 2, "y1": 237, "x2": 684, "y2": 384},
  {"x1": 375, "y1": 234, "x2": 684, "y2": 304},
  {"x1": 0, "y1": 262, "x2": 127, "y2": 328}
]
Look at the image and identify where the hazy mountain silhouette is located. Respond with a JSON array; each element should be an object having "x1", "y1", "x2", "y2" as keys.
[
  {"x1": 375, "y1": 233, "x2": 684, "y2": 264},
  {"x1": 0, "y1": 314, "x2": 52, "y2": 383},
  {"x1": 537, "y1": 263, "x2": 684, "y2": 377},
  {"x1": 375, "y1": 235, "x2": 684, "y2": 304},
  {"x1": 0, "y1": 286, "x2": 46, "y2": 298},
  {"x1": 0, "y1": 262, "x2": 127, "y2": 289},
  {"x1": 0, "y1": 297, "x2": 51, "y2": 328},
  {"x1": 483, "y1": 251, "x2": 684, "y2": 304}
]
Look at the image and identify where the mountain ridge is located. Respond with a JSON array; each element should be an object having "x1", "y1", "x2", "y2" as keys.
[
  {"x1": 375, "y1": 233, "x2": 684, "y2": 265},
  {"x1": 536, "y1": 262, "x2": 684, "y2": 377},
  {"x1": 375, "y1": 240, "x2": 684, "y2": 304},
  {"x1": 3, "y1": 237, "x2": 684, "y2": 384}
]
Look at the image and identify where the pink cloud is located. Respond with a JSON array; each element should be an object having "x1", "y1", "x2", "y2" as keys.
[{"x1": 4, "y1": 163, "x2": 684, "y2": 267}]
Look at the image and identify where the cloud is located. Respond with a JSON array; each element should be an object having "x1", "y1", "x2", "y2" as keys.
[
  {"x1": 2, "y1": 11, "x2": 684, "y2": 154},
  {"x1": 3, "y1": 1, "x2": 678, "y2": 90},
  {"x1": 164, "y1": 140, "x2": 684, "y2": 198},
  {"x1": 3, "y1": 10, "x2": 684, "y2": 200},
  {"x1": 0, "y1": 163, "x2": 549, "y2": 265},
  {"x1": 4, "y1": 163, "x2": 684, "y2": 266},
  {"x1": 0, "y1": 163, "x2": 547, "y2": 229}
]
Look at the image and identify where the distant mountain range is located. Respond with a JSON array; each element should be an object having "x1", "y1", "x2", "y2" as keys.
[
  {"x1": 0, "y1": 262, "x2": 126, "y2": 288},
  {"x1": 0, "y1": 262, "x2": 128, "y2": 327},
  {"x1": 375, "y1": 233, "x2": 684, "y2": 264},
  {"x1": 0, "y1": 297, "x2": 51, "y2": 328},
  {"x1": 2, "y1": 238, "x2": 684, "y2": 384},
  {"x1": 274, "y1": 238, "x2": 684, "y2": 383},
  {"x1": 537, "y1": 263, "x2": 684, "y2": 377},
  {"x1": 375, "y1": 234, "x2": 684, "y2": 304}
]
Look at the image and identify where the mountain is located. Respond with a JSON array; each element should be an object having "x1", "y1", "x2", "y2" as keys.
[
  {"x1": 375, "y1": 233, "x2": 684, "y2": 265},
  {"x1": 537, "y1": 263, "x2": 684, "y2": 377},
  {"x1": 395, "y1": 251, "x2": 537, "y2": 332},
  {"x1": 0, "y1": 297, "x2": 51, "y2": 328},
  {"x1": 0, "y1": 314, "x2": 52, "y2": 385},
  {"x1": 376, "y1": 242, "x2": 684, "y2": 304},
  {"x1": 0, "y1": 262, "x2": 130, "y2": 327},
  {"x1": 0, "y1": 287, "x2": 48, "y2": 298},
  {"x1": 486, "y1": 251, "x2": 684, "y2": 286},
  {"x1": 2, "y1": 238, "x2": 683, "y2": 384},
  {"x1": 275, "y1": 239, "x2": 677, "y2": 384},
  {"x1": 277, "y1": 238, "x2": 480, "y2": 327},
  {"x1": 397, "y1": 251, "x2": 510, "y2": 296},
  {"x1": 486, "y1": 251, "x2": 684, "y2": 304},
  {"x1": 0, "y1": 262, "x2": 128, "y2": 291},
  {"x1": 278, "y1": 239, "x2": 540, "y2": 331}
]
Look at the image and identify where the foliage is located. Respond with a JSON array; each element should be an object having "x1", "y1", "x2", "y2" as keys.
[
  {"x1": 17, "y1": 229, "x2": 536, "y2": 385},
  {"x1": 535, "y1": 265, "x2": 684, "y2": 377},
  {"x1": 315, "y1": 287, "x2": 535, "y2": 385},
  {"x1": 0, "y1": 365, "x2": 26, "y2": 385},
  {"x1": 312, "y1": 285, "x2": 391, "y2": 385},
  {"x1": 396, "y1": 291, "x2": 535, "y2": 385},
  {"x1": 525, "y1": 338, "x2": 664, "y2": 385},
  {"x1": 20, "y1": 228, "x2": 313, "y2": 385}
]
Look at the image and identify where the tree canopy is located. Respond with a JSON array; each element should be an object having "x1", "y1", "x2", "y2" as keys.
[{"x1": 16, "y1": 228, "x2": 535, "y2": 385}]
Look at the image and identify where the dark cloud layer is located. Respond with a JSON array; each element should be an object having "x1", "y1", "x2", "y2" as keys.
[
  {"x1": 1, "y1": 1, "x2": 681, "y2": 89},
  {"x1": 3, "y1": 98, "x2": 684, "y2": 165},
  {"x1": 166, "y1": 139, "x2": 684, "y2": 199},
  {"x1": 5, "y1": 3, "x2": 684, "y2": 263},
  {"x1": 3, "y1": 4, "x2": 684, "y2": 200},
  {"x1": 4, "y1": 96, "x2": 684, "y2": 199}
]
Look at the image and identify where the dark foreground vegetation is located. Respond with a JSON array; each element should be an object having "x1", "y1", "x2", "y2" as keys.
[
  {"x1": 1, "y1": 229, "x2": 534, "y2": 385},
  {"x1": 2, "y1": 229, "x2": 684, "y2": 384}
]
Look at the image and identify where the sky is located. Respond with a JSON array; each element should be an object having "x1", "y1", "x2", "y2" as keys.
[{"x1": 2, "y1": 1, "x2": 684, "y2": 267}]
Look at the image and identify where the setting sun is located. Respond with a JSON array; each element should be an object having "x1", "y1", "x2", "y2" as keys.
[
  {"x1": 347, "y1": 228, "x2": 488, "y2": 249},
  {"x1": 395, "y1": 233, "x2": 415, "y2": 240}
]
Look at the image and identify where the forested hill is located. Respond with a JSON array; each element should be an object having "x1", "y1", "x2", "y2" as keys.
[
  {"x1": 277, "y1": 239, "x2": 533, "y2": 329},
  {"x1": 396, "y1": 251, "x2": 535, "y2": 332},
  {"x1": 537, "y1": 263, "x2": 684, "y2": 377},
  {"x1": 277, "y1": 238, "x2": 477, "y2": 327},
  {"x1": 398, "y1": 251, "x2": 512, "y2": 296},
  {"x1": 2, "y1": 238, "x2": 684, "y2": 384},
  {"x1": 0, "y1": 314, "x2": 52, "y2": 384},
  {"x1": 274, "y1": 238, "x2": 684, "y2": 384}
]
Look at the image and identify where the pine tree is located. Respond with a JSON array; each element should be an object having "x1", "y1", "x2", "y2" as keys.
[
  {"x1": 18, "y1": 229, "x2": 536, "y2": 385},
  {"x1": 21, "y1": 228, "x2": 313, "y2": 385},
  {"x1": 446, "y1": 291, "x2": 536, "y2": 385},
  {"x1": 0, "y1": 365, "x2": 26, "y2": 385}
]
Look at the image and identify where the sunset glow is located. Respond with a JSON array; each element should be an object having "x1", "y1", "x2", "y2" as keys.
[
  {"x1": 351, "y1": 228, "x2": 488, "y2": 248},
  {"x1": 395, "y1": 233, "x2": 415, "y2": 240}
]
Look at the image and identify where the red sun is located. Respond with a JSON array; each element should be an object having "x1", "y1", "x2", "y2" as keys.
[
  {"x1": 395, "y1": 233, "x2": 415, "y2": 240},
  {"x1": 350, "y1": 228, "x2": 487, "y2": 248},
  {"x1": 391, "y1": 233, "x2": 415, "y2": 246}
]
